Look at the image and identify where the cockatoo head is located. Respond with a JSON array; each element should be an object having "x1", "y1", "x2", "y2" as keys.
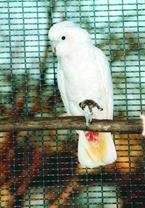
[{"x1": 48, "y1": 21, "x2": 91, "y2": 57}]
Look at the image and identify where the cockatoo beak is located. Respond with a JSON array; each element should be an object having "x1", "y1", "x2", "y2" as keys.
[{"x1": 50, "y1": 42, "x2": 56, "y2": 54}]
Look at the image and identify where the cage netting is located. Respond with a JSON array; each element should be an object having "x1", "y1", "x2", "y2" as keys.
[{"x1": 0, "y1": 0, "x2": 145, "y2": 207}]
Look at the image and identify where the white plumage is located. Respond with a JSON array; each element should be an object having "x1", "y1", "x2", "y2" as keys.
[{"x1": 48, "y1": 21, "x2": 116, "y2": 168}]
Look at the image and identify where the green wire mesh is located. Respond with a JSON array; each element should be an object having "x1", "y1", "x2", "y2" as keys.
[{"x1": 0, "y1": 0, "x2": 145, "y2": 207}]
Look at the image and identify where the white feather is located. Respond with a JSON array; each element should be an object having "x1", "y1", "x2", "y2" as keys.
[
  {"x1": 78, "y1": 131, "x2": 116, "y2": 168},
  {"x1": 48, "y1": 21, "x2": 116, "y2": 168}
]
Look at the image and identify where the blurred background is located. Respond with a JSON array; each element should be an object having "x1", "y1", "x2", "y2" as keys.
[{"x1": 0, "y1": 0, "x2": 145, "y2": 207}]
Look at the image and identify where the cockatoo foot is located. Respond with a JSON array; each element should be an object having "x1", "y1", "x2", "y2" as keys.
[
  {"x1": 79, "y1": 99, "x2": 103, "y2": 126},
  {"x1": 79, "y1": 99, "x2": 103, "y2": 113},
  {"x1": 85, "y1": 113, "x2": 92, "y2": 127}
]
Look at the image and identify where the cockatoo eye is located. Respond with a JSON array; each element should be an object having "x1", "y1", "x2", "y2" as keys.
[{"x1": 61, "y1": 36, "x2": 66, "y2": 40}]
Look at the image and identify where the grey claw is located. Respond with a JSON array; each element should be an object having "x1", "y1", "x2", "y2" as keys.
[
  {"x1": 79, "y1": 99, "x2": 103, "y2": 127},
  {"x1": 79, "y1": 99, "x2": 103, "y2": 113}
]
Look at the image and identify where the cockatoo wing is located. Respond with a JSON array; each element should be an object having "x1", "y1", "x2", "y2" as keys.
[
  {"x1": 94, "y1": 47, "x2": 113, "y2": 119},
  {"x1": 57, "y1": 63, "x2": 71, "y2": 115},
  {"x1": 78, "y1": 47, "x2": 116, "y2": 168}
]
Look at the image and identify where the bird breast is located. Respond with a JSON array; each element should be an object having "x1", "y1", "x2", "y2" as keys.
[{"x1": 57, "y1": 46, "x2": 108, "y2": 118}]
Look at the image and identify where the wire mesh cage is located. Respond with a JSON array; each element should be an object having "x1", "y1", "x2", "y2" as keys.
[{"x1": 0, "y1": 0, "x2": 145, "y2": 207}]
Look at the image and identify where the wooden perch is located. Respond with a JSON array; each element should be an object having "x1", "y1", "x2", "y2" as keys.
[{"x1": 0, "y1": 116, "x2": 142, "y2": 133}]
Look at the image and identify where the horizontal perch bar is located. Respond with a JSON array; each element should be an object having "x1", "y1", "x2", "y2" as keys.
[{"x1": 0, "y1": 116, "x2": 142, "y2": 133}]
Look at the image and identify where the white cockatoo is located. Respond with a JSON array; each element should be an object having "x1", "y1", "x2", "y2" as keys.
[{"x1": 48, "y1": 21, "x2": 117, "y2": 168}]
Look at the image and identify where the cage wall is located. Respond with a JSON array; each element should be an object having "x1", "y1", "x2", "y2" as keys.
[{"x1": 0, "y1": 0, "x2": 145, "y2": 207}]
